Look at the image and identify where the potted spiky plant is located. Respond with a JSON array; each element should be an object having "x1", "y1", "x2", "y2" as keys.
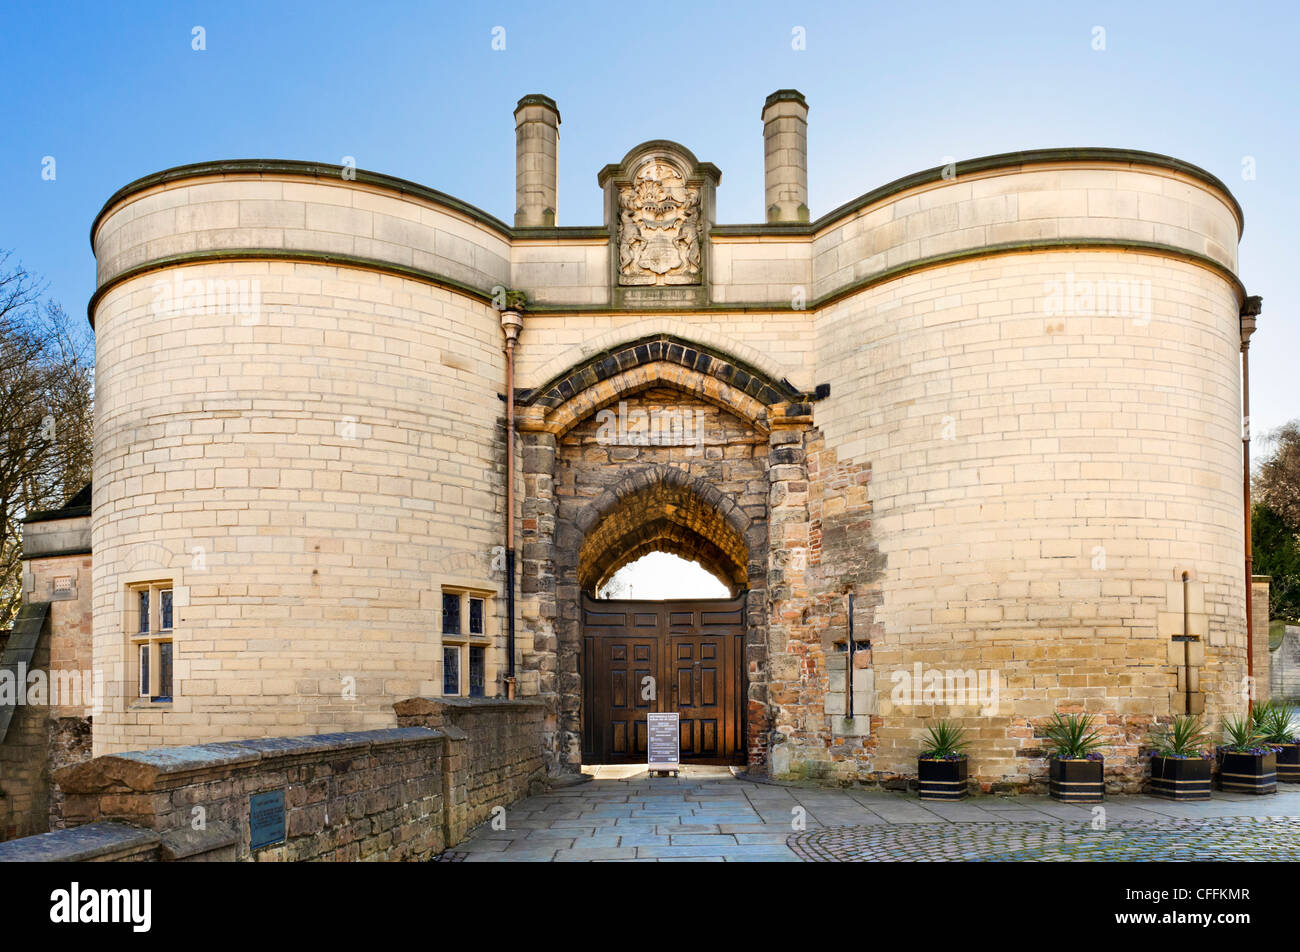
[
  {"x1": 917, "y1": 719, "x2": 969, "y2": 801},
  {"x1": 1044, "y1": 712, "x2": 1105, "y2": 803},
  {"x1": 1147, "y1": 715, "x2": 1213, "y2": 801},
  {"x1": 1216, "y1": 712, "x2": 1277, "y2": 794},
  {"x1": 1255, "y1": 701, "x2": 1298, "y2": 784}
]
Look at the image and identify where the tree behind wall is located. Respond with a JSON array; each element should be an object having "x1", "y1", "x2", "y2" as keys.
[
  {"x1": 0, "y1": 252, "x2": 94, "y2": 629},
  {"x1": 1254, "y1": 420, "x2": 1300, "y2": 626}
]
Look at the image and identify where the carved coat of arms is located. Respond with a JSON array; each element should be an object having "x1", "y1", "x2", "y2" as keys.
[{"x1": 618, "y1": 160, "x2": 701, "y2": 285}]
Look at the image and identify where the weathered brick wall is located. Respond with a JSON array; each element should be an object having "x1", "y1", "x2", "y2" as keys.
[
  {"x1": 394, "y1": 697, "x2": 546, "y2": 841},
  {"x1": 768, "y1": 424, "x2": 884, "y2": 780},
  {"x1": 48, "y1": 728, "x2": 446, "y2": 861}
]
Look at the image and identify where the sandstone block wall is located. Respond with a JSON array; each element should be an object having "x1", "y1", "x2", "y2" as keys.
[
  {"x1": 394, "y1": 696, "x2": 546, "y2": 840},
  {"x1": 1252, "y1": 577, "x2": 1270, "y2": 703},
  {"x1": 90, "y1": 257, "x2": 510, "y2": 754},
  {"x1": 813, "y1": 248, "x2": 1245, "y2": 788}
]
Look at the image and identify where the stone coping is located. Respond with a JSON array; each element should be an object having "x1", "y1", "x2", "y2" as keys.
[
  {"x1": 52, "y1": 727, "x2": 442, "y2": 794},
  {"x1": 0, "y1": 821, "x2": 159, "y2": 862},
  {"x1": 91, "y1": 147, "x2": 1242, "y2": 257},
  {"x1": 515, "y1": 93, "x2": 560, "y2": 121},
  {"x1": 88, "y1": 236, "x2": 1248, "y2": 328},
  {"x1": 23, "y1": 483, "x2": 92, "y2": 524}
]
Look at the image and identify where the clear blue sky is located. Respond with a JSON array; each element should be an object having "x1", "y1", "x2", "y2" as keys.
[{"x1": 1, "y1": 0, "x2": 1296, "y2": 450}]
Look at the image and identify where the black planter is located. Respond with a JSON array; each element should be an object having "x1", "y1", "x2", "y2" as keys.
[
  {"x1": 1215, "y1": 750, "x2": 1277, "y2": 794},
  {"x1": 918, "y1": 757, "x2": 968, "y2": 801},
  {"x1": 1149, "y1": 755, "x2": 1212, "y2": 801},
  {"x1": 1275, "y1": 743, "x2": 1300, "y2": 784},
  {"x1": 1049, "y1": 757, "x2": 1104, "y2": 803}
]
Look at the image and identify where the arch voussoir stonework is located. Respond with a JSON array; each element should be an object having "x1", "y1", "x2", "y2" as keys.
[
  {"x1": 575, "y1": 465, "x2": 753, "y2": 592},
  {"x1": 518, "y1": 334, "x2": 808, "y2": 436},
  {"x1": 574, "y1": 463, "x2": 750, "y2": 537}
]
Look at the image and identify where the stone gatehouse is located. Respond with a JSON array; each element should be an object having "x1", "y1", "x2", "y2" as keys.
[{"x1": 7, "y1": 87, "x2": 1267, "y2": 823}]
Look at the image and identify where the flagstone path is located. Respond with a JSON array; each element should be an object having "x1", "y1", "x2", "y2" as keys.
[{"x1": 436, "y1": 765, "x2": 1300, "y2": 862}]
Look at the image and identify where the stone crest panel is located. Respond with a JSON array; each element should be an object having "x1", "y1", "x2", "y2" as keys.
[
  {"x1": 598, "y1": 140, "x2": 720, "y2": 307},
  {"x1": 618, "y1": 160, "x2": 701, "y2": 286}
]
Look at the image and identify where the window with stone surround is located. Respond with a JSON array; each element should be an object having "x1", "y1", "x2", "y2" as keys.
[
  {"x1": 440, "y1": 587, "x2": 493, "y2": 697},
  {"x1": 129, "y1": 581, "x2": 174, "y2": 702}
]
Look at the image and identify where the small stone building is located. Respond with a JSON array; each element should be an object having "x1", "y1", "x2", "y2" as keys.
[{"x1": 23, "y1": 89, "x2": 1266, "y2": 803}]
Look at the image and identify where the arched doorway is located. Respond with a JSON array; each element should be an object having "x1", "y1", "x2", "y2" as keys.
[
  {"x1": 514, "y1": 333, "x2": 820, "y2": 775},
  {"x1": 577, "y1": 465, "x2": 753, "y2": 764}
]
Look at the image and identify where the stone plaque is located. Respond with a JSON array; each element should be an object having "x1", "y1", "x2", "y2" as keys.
[
  {"x1": 647, "y1": 712, "x2": 681, "y2": 768},
  {"x1": 618, "y1": 160, "x2": 701, "y2": 286},
  {"x1": 249, "y1": 789, "x2": 286, "y2": 850}
]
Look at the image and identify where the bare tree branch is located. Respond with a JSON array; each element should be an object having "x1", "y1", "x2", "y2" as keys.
[{"x1": 0, "y1": 253, "x2": 94, "y2": 628}]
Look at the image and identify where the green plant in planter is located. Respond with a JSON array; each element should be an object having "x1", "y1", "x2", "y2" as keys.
[
  {"x1": 1255, "y1": 701, "x2": 1297, "y2": 744},
  {"x1": 1149, "y1": 715, "x2": 1211, "y2": 759},
  {"x1": 1044, "y1": 712, "x2": 1105, "y2": 802},
  {"x1": 919, "y1": 719, "x2": 969, "y2": 760},
  {"x1": 1148, "y1": 715, "x2": 1213, "y2": 800},
  {"x1": 917, "y1": 719, "x2": 970, "y2": 802},
  {"x1": 1043, "y1": 712, "x2": 1105, "y2": 760},
  {"x1": 1256, "y1": 700, "x2": 1300, "y2": 783},
  {"x1": 1220, "y1": 712, "x2": 1267, "y2": 753},
  {"x1": 1217, "y1": 711, "x2": 1279, "y2": 794}
]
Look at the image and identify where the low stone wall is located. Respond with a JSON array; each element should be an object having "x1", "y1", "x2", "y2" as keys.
[
  {"x1": 394, "y1": 697, "x2": 547, "y2": 844},
  {"x1": 1273, "y1": 625, "x2": 1300, "y2": 702},
  {"x1": 36, "y1": 728, "x2": 445, "y2": 862},
  {"x1": 0, "y1": 696, "x2": 547, "y2": 862}
]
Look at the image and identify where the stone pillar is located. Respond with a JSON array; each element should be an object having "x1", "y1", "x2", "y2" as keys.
[
  {"x1": 1253, "y1": 575, "x2": 1271, "y2": 704},
  {"x1": 514, "y1": 94, "x2": 560, "y2": 227},
  {"x1": 764, "y1": 404, "x2": 815, "y2": 777},
  {"x1": 761, "y1": 89, "x2": 809, "y2": 223}
]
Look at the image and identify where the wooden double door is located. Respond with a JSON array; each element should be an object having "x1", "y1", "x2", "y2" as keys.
[{"x1": 581, "y1": 593, "x2": 746, "y2": 765}]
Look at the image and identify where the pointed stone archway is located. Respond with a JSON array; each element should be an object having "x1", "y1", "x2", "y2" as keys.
[
  {"x1": 575, "y1": 466, "x2": 753, "y2": 765},
  {"x1": 514, "y1": 333, "x2": 820, "y2": 775}
]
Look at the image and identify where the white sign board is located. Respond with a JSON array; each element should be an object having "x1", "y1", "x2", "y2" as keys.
[{"x1": 647, "y1": 712, "x2": 681, "y2": 770}]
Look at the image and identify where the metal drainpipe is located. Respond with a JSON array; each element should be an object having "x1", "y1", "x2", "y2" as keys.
[
  {"x1": 1183, "y1": 571, "x2": 1192, "y2": 716},
  {"x1": 501, "y1": 304, "x2": 524, "y2": 699},
  {"x1": 1240, "y1": 295, "x2": 1261, "y2": 712},
  {"x1": 846, "y1": 593, "x2": 855, "y2": 720}
]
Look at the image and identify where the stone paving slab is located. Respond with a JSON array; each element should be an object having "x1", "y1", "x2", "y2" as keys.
[
  {"x1": 436, "y1": 766, "x2": 1300, "y2": 862},
  {"x1": 789, "y1": 816, "x2": 1300, "y2": 862}
]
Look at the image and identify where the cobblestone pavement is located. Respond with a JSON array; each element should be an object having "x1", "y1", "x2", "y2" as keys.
[
  {"x1": 437, "y1": 766, "x2": 1300, "y2": 862},
  {"x1": 789, "y1": 816, "x2": 1300, "y2": 862}
]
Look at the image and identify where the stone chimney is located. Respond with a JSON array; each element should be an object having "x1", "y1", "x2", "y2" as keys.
[
  {"x1": 761, "y1": 89, "x2": 809, "y2": 223},
  {"x1": 514, "y1": 94, "x2": 560, "y2": 227}
]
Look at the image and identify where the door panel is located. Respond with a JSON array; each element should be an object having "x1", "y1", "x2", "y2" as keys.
[{"x1": 582, "y1": 593, "x2": 744, "y2": 765}]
